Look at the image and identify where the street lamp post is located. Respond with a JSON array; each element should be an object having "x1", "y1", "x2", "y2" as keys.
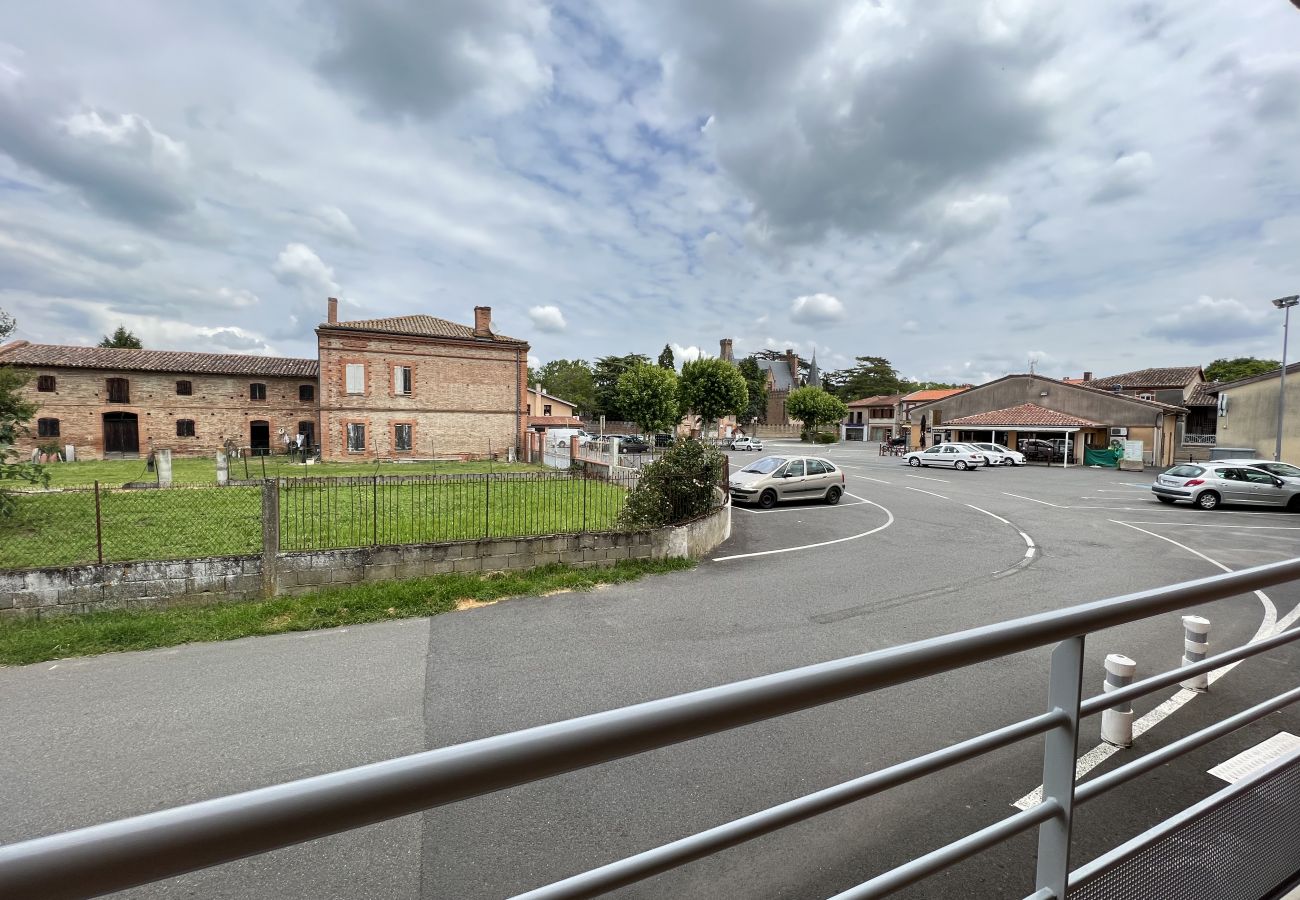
[{"x1": 1272, "y1": 295, "x2": 1300, "y2": 462}]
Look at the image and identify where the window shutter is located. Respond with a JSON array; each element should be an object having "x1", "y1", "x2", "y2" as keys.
[{"x1": 346, "y1": 364, "x2": 364, "y2": 394}]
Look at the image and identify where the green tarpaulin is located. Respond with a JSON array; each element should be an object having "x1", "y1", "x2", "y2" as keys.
[{"x1": 1085, "y1": 447, "x2": 1123, "y2": 467}]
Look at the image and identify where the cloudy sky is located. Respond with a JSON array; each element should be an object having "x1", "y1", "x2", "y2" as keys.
[{"x1": 1, "y1": 1, "x2": 1299, "y2": 383}]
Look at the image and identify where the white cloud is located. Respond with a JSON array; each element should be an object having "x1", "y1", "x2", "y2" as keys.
[
  {"x1": 527, "y1": 353, "x2": 540, "y2": 369},
  {"x1": 790, "y1": 293, "x2": 845, "y2": 325},
  {"x1": 311, "y1": 205, "x2": 359, "y2": 240},
  {"x1": 1091, "y1": 151, "x2": 1154, "y2": 204},
  {"x1": 271, "y1": 243, "x2": 339, "y2": 296},
  {"x1": 1148, "y1": 295, "x2": 1274, "y2": 345},
  {"x1": 671, "y1": 342, "x2": 705, "y2": 365},
  {"x1": 528, "y1": 304, "x2": 566, "y2": 333}
]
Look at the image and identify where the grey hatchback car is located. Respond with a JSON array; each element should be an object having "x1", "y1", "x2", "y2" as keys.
[
  {"x1": 1151, "y1": 463, "x2": 1300, "y2": 510},
  {"x1": 729, "y1": 455, "x2": 845, "y2": 509}
]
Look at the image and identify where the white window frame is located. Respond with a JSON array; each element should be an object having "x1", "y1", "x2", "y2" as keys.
[
  {"x1": 346, "y1": 423, "x2": 366, "y2": 452},
  {"x1": 345, "y1": 363, "x2": 366, "y2": 395},
  {"x1": 393, "y1": 365, "x2": 412, "y2": 396}
]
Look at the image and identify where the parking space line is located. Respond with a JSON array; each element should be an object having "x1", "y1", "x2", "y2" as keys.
[
  {"x1": 1115, "y1": 521, "x2": 1300, "y2": 530},
  {"x1": 1002, "y1": 492, "x2": 1067, "y2": 508},
  {"x1": 711, "y1": 500, "x2": 894, "y2": 562},
  {"x1": 746, "y1": 498, "x2": 869, "y2": 515},
  {"x1": 904, "y1": 487, "x2": 949, "y2": 500},
  {"x1": 903, "y1": 473, "x2": 950, "y2": 483},
  {"x1": 847, "y1": 474, "x2": 892, "y2": 485},
  {"x1": 964, "y1": 504, "x2": 1010, "y2": 525}
]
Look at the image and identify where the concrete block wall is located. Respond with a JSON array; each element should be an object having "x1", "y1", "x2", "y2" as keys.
[{"x1": 0, "y1": 505, "x2": 730, "y2": 619}]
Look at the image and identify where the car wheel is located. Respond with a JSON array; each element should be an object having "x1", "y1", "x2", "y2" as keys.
[
  {"x1": 758, "y1": 489, "x2": 778, "y2": 510},
  {"x1": 825, "y1": 486, "x2": 842, "y2": 505},
  {"x1": 1288, "y1": 495, "x2": 1300, "y2": 512},
  {"x1": 1157, "y1": 496, "x2": 1176, "y2": 504},
  {"x1": 908, "y1": 457, "x2": 921, "y2": 467},
  {"x1": 1003, "y1": 458, "x2": 1014, "y2": 466},
  {"x1": 955, "y1": 460, "x2": 968, "y2": 471},
  {"x1": 1196, "y1": 490, "x2": 1221, "y2": 511}
]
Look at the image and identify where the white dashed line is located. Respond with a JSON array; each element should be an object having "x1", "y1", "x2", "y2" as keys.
[
  {"x1": 904, "y1": 487, "x2": 949, "y2": 500},
  {"x1": 903, "y1": 473, "x2": 951, "y2": 483},
  {"x1": 711, "y1": 499, "x2": 895, "y2": 562},
  {"x1": 1002, "y1": 492, "x2": 1067, "y2": 508},
  {"x1": 964, "y1": 504, "x2": 1011, "y2": 525}
]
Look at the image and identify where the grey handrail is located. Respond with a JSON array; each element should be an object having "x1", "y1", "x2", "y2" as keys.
[{"x1": 3, "y1": 557, "x2": 1300, "y2": 898}]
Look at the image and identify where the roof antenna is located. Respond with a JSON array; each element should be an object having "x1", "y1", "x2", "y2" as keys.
[{"x1": 1028, "y1": 356, "x2": 1036, "y2": 375}]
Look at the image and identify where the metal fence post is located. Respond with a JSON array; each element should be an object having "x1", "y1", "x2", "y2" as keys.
[
  {"x1": 372, "y1": 475, "x2": 378, "y2": 546},
  {"x1": 582, "y1": 471, "x2": 589, "y2": 532},
  {"x1": 1100, "y1": 654, "x2": 1136, "y2": 748},
  {"x1": 1035, "y1": 635, "x2": 1085, "y2": 897},
  {"x1": 260, "y1": 479, "x2": 280, "y2": 598},
  {"x1": 484, "y1": 473, "x2": 491, "y2": 539},
  {"x1": 1180, "y1": 616, "x2": 1210, "y2": 691},
  {"x1": 93, "y1": 480, "x2": 104, "y2": 565}
]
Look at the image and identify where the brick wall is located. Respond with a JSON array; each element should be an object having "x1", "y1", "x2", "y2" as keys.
[
  {"x1": 0, "y1": 506, "x2": 731, "y2": 619},
  {"x1": 13, "y1": 368, "x2": 319, "y2": 460},
  {"x1": 317, "y1": 331, "x2": 527, "y2": 460}
]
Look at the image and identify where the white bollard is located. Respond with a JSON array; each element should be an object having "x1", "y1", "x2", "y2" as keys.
[
  {"x1": 154, "y1": 448, "x2": 172, "y2": 487},
  {"x1": 1101, "y1": 654, "x2": 1137, "y2": 748},
  {"x1": 1180, "y1": 616, "x2": 1211, "y2": 691},
  {"x1": 216, "y1": 450, "x2": 229, "y2": 486}
]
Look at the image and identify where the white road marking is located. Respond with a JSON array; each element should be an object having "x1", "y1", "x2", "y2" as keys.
[
  {"x1": 964, "y1": 504, "x2": 1011, "y2": 525},
  {"x1": 1019, "y1": 531, "x2": 1035, "y2": 549},
  {"x1": 1003, "y1": 492, "x2": 1067, "y2": 508},
  {"x1": 904, "y1": 473, "x2": 951, "y2": 483},
  {"x1": 847, "y1": 474, "x2": 893, "y2": 485},
  {"x1": 712, "y1": 500, "x2": 894, "y2": 562},
  {"x1": 748, "y1": 498, "x2": 868, "y2": 515},
  {"x1": 1116, "y1": 521, "x2": 1300, "y2": 530},
  {"x1": 1012, "y1": 520, "x2": 1281, "y2": 811},
  {"x1": 904, "y1": 487, "x2": 949, "y2": 500}
]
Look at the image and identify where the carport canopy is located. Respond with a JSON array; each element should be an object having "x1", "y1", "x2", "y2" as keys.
[{"x1": 935, "y1": 403, "x2": 1106, "y2": 467}]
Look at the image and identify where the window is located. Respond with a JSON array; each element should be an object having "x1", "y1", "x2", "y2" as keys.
[
  {"x1": 297, "y1": 420, "x2": 315, "y2": 447},
  {"x1": 784, "y1": 460, "x2": 805, "y2": 477},
  {"x1": 345, "y1": 363, "x2": 365, "y2": 394},
  {"x1": 806, "y1": 459, "x2": 827, "y2": 475},
  {"x1": 176, "y1": 380, "x2": 192, "y2": 396},
  {"x1": 346, "y1": 423, "x2": 366, "y2": 452},
  {"x1": 543, "y1": 404, "x2": 552, "y2": 416},
  {"x1": 299, "y1": 384, "x2": 315, "y2": 402},
  {"x1": 37, "y1": 418, "x2": 60, "y2": 437},
  {"x1": 393, "y1": 365, "x2": 412, "y2": 395},
  {"x1": 249, "y1": 382, "x2": 267, "y2": 401},
  {"x1": 37, "y1": 375, "x2": 56, "y2": 392},
  {"x1": 394, "y1": 423, "x2": 412, "y2": 451},
  {"x1": 106, "y1": 378, "x2": 130, "y2": 403},
  {"x1": 1139, "y1": 392, "x2": 1154, "y2": 401},
  {"x1": 176, "y1": 419, "x2": 196, "y2": 437}
]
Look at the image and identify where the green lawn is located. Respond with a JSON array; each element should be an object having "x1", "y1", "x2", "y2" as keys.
[
  {"x1": 0, "y1": 559, "x2": 695, "y2": 665},
  {"x1": 38, "y1": 456, "x2": 545, "y2": 488},
  {"x1": 0, "y1": 475, "x2": 629, "y2": 569}
]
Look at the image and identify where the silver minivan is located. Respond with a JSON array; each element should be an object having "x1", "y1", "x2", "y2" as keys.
[{"x1": 729, "y1": 455, "x2": 845, "y2": 509}]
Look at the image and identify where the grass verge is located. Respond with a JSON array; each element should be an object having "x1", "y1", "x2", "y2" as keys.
[{"x1": 0, "y1": 558, "x2": 695, "y2": 666}]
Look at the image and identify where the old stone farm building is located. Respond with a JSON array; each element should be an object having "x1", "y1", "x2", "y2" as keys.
[{"x1": 0, "y1": 300, "x2": 531, "y2": 461}]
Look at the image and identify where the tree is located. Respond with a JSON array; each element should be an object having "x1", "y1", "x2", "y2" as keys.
[
  {"x1": 737, "y1": 356, "x2": 768, "y2": 422},
  {"x1": 679, "y1": 357, "x2": 748, "y2": 433},
  {"x1": 617, "y1": 363, "x2": 680, "y2": 437},
  {"x1": 1204, "y1": 357, "x2": 1279, "y2": 383},
  {"x1": 537, "y1": 359, "x2": 596, "y2": 415},
  {"x1": 593, "y1": 354, "x2": 650, "y2": 421},
  {"x1": 786, "y1": 386, "x2": 849, "y2": 438},
  {"x1": 826, "y1": 356, "x2": 907, "y2": 401},
  {"x1": 98, "y1": 326, "x2": 142, "y2": 349},
  {"x1": 0, "y1": 308, "x2": 48, "y2": 515},
  {"x1": 657, "y1": 344, "x2": 676, "y2": 370}
]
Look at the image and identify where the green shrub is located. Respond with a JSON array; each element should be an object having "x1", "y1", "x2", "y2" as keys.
[
  {"x1": 618, "y1": 439, "x2": 725, "y2": 529},
  {"x1": 812, "y1": 432, "x2": 838, "y2": 444}
]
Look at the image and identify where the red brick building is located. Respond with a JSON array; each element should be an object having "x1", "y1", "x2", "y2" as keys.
[{"x1": 0, "y1": 300, "x2": 530, "y2": 461}]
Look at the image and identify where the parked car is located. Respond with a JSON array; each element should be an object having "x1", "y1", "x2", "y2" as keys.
[
  {"x1": 1150, "y1": 463, "x2": 1300, "y2": 510},
  {"x1": 619, "y1": 435, "x2": 651, "y2": 453},
  {"x1": 902, "y1": 443, "x2": 986, "y2": 470},
  {"x1": 1019, "y1": 439, "x2": 1066, "y2": 462},
  {"x1": 969, "y1": 442, "x2": 1026, "y2": 466},
  {"x1": 1209, "y1": 459, "x2": 1300, "y2": 481},
  {"x1": 729, "y1": 455, "x2": 845, "y2": 509},
  {"x1": 547, "y1": 427, "x2": 590, "y2": 448},
  {"x1": 730, "y1": 436, "x2": 765, "y2": 451}
]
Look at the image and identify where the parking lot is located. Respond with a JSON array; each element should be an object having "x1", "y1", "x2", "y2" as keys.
[{"x1": 3, "y1": 439, "x2": 1299, "y2": 898}]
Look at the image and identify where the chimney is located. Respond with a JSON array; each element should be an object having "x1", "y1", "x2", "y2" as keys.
[
  {"x1": 474, "y1": 306, "x2": 492, "y2": 337},
  {"x1": 720, "y1": 338, "x2": 734, "y2": 362},
  {"x1": 785, "y1": 348, "x2": 799, "y2": 383},
  {"x1": 327, "y1": 297, "x2": 338, "y2": 325},
  {"x1": 1083, "y1": 371, "x2": 1093, "y2": 382}
]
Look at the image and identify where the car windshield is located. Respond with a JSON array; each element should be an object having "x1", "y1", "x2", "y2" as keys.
[
  {"x1": 741, "y1": 456, "x2": 786, "y2": 474},
  {"x1": 1254, "y1": 462, "x2": 1300, "y2": 478}
]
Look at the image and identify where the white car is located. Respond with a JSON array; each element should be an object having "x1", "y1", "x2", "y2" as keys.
[
  {"x1": 902, "y1": 443, "x2": 986, "y2": 470},
  {"x1": 730, "y1": 437, "x2": 764, "y2": 451},
  {"x1": 969, "y1": 442, "x2": 1026, "y2": 466}
]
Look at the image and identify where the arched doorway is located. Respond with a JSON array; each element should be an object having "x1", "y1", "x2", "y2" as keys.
[
  {"x1": 103, "y1": 412, "x2": 139, "y2": 457},
  {"x1": 249, "y1": 421, "x2": 271, "y2": 456}
]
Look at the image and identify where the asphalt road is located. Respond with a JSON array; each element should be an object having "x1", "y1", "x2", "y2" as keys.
[{"x1": 2, "y1": 440, "x2": 1299, "y2": 899}]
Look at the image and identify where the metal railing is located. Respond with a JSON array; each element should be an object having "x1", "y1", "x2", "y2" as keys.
[
  {"x1": 1182, "y1": 433, "x2": 1217, "y2": 445},
  {"x1": 2, "y1": 560, "x2": 1299, "y2": 898}
]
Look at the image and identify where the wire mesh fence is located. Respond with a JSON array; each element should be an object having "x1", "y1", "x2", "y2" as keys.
[
  {"x1": 0, "y1": 483, "x2": 262, "y2": 570},
  {"x1": 0, "y1": 468, "x2": 727, "y2": 570},
  {"x1": 277, "y1": 471, "x2": 638, "y2": 552}
]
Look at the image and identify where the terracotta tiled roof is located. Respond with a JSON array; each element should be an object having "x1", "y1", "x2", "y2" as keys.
[
  {"x1": 0, "y1": 341, "x2": 318, "y2": 378},
  {"x1": 324, "y1": 314, "x2": 525, "y2": 344},
  {"x1": 847, "y1": 394, "x2": 902, "y2": 407},
  {"x1": 1185, "y1": 382, "x2": 1222, "y2": 406},
  {"x1": 901, "y1": 387, "x2": 968, "y2": 403},
  {"x1": 942, "y1": 403, "x2": 1104, "y2": 428},
  {"x1": 1086, "y1": 367, "x2": 1201, "y2": 390}
]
